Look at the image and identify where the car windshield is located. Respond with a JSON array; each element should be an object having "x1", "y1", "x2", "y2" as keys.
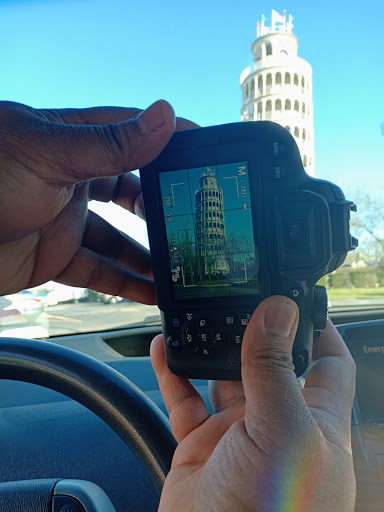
[{"x1": 0, "y1": 0, "x2": 383, "y2": 339}]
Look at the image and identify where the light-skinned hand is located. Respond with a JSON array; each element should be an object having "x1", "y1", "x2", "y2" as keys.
[{"x1": 151, "y1": 295, "x2": 356, "y2": 511}]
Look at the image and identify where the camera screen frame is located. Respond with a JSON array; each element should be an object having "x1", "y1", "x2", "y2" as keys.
[
  {"x1": 142, "y1": 141, "x2": 272, "y2": 312},
  {"x1": 158, "y1": 160, "x2": 261, "y2": 303}
]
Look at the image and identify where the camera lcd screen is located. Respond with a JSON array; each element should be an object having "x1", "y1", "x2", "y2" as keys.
[{"x1": 158, "y1": 161, "x2": 260, "y2": 301}]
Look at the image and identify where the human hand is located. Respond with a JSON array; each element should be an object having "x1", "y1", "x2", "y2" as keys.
[
  {"x1": 151, "y1": 296, "x2": 356, "y2": 511},
  {"x1": 0, "y1": 100, "x2": 196, "y2": 302}
]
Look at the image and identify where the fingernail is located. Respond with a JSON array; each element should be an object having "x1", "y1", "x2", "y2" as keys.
[
  {"x1": 265, "y1": 301, "x2": 297, "y2": 338},
  {"x1": 136, "y1": 101, "x2": 170, "y2": 134}
]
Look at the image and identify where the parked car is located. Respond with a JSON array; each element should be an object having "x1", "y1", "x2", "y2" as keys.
[
  {"x1": 0, "y1": 292, "x2": 49, "y2": 338},
  {"x1": 100, "y1": 294, "x2": 124, "y2": 304},
  {"x1": 19, "y1": 289, "x2": 58, "y2": 307}
]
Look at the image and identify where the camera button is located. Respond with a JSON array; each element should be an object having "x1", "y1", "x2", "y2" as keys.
[
  {"x1": 171, "y1": 317, "x2": 181, "y2": 328},
  {"x1": 240, "y1": 312, "x2": 253, "y2": 326},
  {"x1": 288, "y1": 287, "x2": 304, "y2": 299},
  {"x1": 198, "y1": 330, "x2": 211, "y2": 345},
  {"x1": 224, "y1": 314, "x2": 237, "y2": 326},
  {"x1": 231, "y1": 333, "x2": 243, "y2": 345},
  {"x1": 212, "y1": 330, "x2": 224, "y2": 345},
  {"x1": 169, "y1": 337, "x2": 181, "y2": 349},
  {"x1": 194, "y1": 346, "x2": 213, "y2": 357},
  {"x1": 185, "y1": 327, "x2": 198, "y2": 346}
]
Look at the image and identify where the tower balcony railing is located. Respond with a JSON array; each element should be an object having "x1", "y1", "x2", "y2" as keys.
[
  {"x1": 243, "y1": 81, "x2": 312, "y2": 103},
  {"x1": 251, "y1": 107, "x2": 311, "y2": 122}
]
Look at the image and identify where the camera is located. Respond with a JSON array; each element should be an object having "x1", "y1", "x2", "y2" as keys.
[{"x1": 140, "y1": 122, "x2": 357, "y2": 380}]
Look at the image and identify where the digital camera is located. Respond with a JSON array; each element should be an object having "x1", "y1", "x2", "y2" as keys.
[{"x1": 140, "y1": 122, "x2": 357, "y2": 380}]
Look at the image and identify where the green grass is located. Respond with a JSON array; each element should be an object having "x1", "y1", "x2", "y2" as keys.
[{"x1": 327, "y1": 287, "x2": 384, "y2": 302}]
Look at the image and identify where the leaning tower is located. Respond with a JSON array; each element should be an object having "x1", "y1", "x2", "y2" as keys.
[
  {"x1": 240, "y1": 10, "x2": 315, "y2": 176},
  {"x1": 195, "y1": 169, "x2": 229, "y2": 276}
]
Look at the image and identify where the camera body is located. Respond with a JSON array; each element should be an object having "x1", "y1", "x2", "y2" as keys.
[{"x1": 140, "y1": 122, "x2": 357, "y2": 380}]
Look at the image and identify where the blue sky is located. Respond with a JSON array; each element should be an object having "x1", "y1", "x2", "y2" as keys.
[{"x1": 1, "y1": 0, "x2": 383, "y2": 200}]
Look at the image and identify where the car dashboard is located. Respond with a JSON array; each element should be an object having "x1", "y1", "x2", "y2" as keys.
[{"x1": 0, "y1": 319, "x2": 383, "y2": 511}]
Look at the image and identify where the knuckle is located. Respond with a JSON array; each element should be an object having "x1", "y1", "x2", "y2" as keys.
[
  {"x1": 99, "y1": 123, "x2": 127, "y2": 157},
  {"x1": 243, "y1": 345, "x2": 295, "y2": 373},
  {"x1": 99, "y1": 121, "x2": 143, "y2": 171}
]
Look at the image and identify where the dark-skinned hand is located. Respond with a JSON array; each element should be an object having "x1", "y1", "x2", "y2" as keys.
[{"x1": 0, "y1": 100, "x2": 196, "y2": 302}]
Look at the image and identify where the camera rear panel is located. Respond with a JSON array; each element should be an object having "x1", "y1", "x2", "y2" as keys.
[{"x1": 141, "y1": 122, "x2": 356, "y2": 380}]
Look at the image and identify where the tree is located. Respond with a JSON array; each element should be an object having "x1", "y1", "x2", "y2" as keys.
[
  {"x1": 224, "y1": 233, "x2": 258, "y2": 278},
  {"x1": 348, "y1": 190, "x2": 384, "y2": 264}
]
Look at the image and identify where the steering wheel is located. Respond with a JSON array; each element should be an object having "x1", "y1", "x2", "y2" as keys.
[{"x1": 0, "y1": 337, "x2": 176, "y2": 509}]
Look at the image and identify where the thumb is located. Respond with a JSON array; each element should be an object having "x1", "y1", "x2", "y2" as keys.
[
  {"x1": 241, "y1": 296, "x2": 310, "y2": 432},
  {"x1": 13, "y1": 100, "x2": 176, "y2": 185}
]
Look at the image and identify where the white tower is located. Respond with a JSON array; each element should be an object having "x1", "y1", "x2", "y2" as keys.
[
  {"x1": 240, "y1": 10, "x2": 315, "y2": 176},
  {"x1": 195, "y1": 169, "x2": 229, "y2": 275}
]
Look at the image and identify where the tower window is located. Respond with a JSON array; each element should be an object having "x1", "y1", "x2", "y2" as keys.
[
  {"x1": 294, "y1": 100, "x2": 299, "y2": 112},
  {"x1": 266, "y1": 73, "x2": 272, "y2": 93},
  {"x1": 285, "y1": 72, "x2": 291, "y2": 85},
  {"x1": 245, "y1": 83, "x2": 249, "y2": 100},
  {"x1": 301, "y1": 76, "x2": 305, "y2": 89},
  {"x1": 302, "y1": 103, "x2": 306, "y2": 117},
  {"x1": 285, "y1": 125, "x2": 291, "y2": 132},
  {"x1": 275, "y1": 72, "x2": 282, "y2": 86},
  {"x1": 285, "y1": 99, "x2": 291, "y2": 110},
  {"x1": 251, "y1": 79, "x2": 255, "y2": 98},
  {"x1": 294, "y1": 127, "x2": 299, "y2": 137},
  {"x1": 266, "y1": 43, "x2": 272, "y2": 56},
  {"x1": 303, "y1": 155, "x2": 307, "y2": 167},
  {"x1": 275, "y1": 99, "x2": 282, "y2": 112},
  {"x1": 266, "y1": 100, "x2": 272, "y2": 120},
  {"x1": 302, "y1": 129, "x2": 306, "y2": 140},
  {"x1": 294, "y1": 74, "x2": 299, "y2": 86}
]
